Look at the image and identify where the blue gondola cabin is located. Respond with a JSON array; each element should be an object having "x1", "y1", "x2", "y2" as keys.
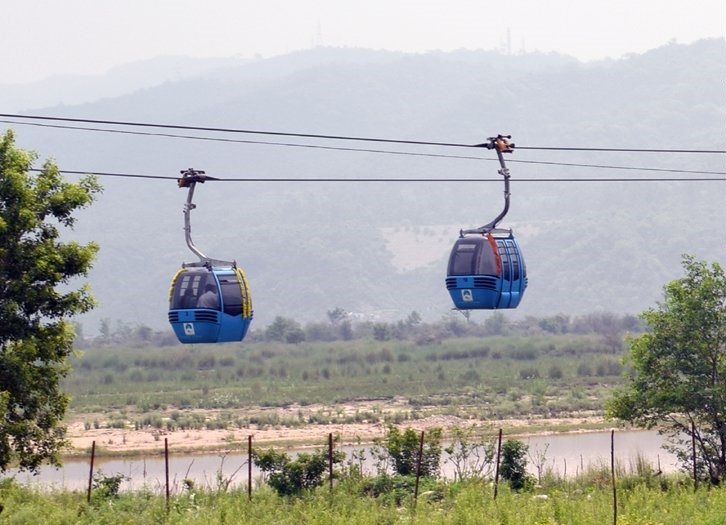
[
  {"x1": 446, "y1": 232, "x2": 527, "y2": 310},
  {"x1": 168, "y1": 266, "x2": 253, "y2": 344}
]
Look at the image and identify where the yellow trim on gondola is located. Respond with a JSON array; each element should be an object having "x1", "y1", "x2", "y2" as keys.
[
  {"x1": 168, "y1": 267, "x2": 188, "y2": 304},
  {"x1": 234, "y1": 267, "x2": 253, "y2": 318}
]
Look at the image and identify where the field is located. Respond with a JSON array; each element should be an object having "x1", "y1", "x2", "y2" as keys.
[
  {"x1": 7, "y1": 320, "x2": 724, "y2": 523},
  {"x1": 63, "y1": 327, "x2": 629, "y2": 454}
]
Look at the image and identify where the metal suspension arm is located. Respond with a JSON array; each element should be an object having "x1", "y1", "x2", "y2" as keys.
[
  {"x1": 461, "y1": 135, "x2": 515, "y2": 236},
  {"x1": 178, "y1": 168, "x2": 234, "y2": 268}
]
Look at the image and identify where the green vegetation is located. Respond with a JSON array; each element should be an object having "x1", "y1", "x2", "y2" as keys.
[
  {"x1": 0, "y1": 471, "x2": 724, "y2": 524},
  {"x1": 608, "y1": 256, "x2": 726, "y2": 485},
  {"x1": 62, "y1": 312, "x2": 637, "y2": 436},
  {"x1": 253, "y1": 447, "x2": 345, "y2": 497},
  {"x1": 499, "y1": 439, "x2": 534, "y2": 491},
  {"x1": 0, "y1": 131, "x2": 100, "y2": 473},
  {"x1": 375, "y1": 426, "x2": 442, "y2": 477}
]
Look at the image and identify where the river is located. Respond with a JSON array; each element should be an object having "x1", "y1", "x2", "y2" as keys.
[{"x1": 7, "y1": 429, "x2": 679, "y2": 493}]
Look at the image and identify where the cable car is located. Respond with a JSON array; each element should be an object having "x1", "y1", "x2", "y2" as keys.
[
  {"x1": 168, "y1": 169, "x2": 253, "y2": 343},
  {"x1": 445, "y1": 135, "x2": 528, "y2": 310}
]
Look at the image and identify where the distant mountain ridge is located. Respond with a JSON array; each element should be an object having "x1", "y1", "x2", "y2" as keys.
[
  {"x1": 0, "y1": 55, "x2": 247, "y2": 111},
  {"x1": 3, "y1": 40, "x2": 725, "y2": 334}
]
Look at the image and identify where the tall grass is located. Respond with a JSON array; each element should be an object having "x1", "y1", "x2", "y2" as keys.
[{"x1": 0, "y1": 475, "x2": 723, "y2": 525}]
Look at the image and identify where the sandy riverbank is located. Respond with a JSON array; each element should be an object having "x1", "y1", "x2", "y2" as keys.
[{"x1": 66, "y1": 411, "x2": 607, "y2": 456}]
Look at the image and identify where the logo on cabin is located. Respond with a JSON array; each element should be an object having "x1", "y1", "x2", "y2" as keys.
[
  {"x1": 461, "y1": 290, "x2": 473, "y2": 302},
  {"x1": 183, "y1": 323, "x2": 195, "y2": 336}
]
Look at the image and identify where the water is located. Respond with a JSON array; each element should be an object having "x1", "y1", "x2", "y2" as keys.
[{"x1": 6, "y1": 429, "x2": 678, "y2": 493}]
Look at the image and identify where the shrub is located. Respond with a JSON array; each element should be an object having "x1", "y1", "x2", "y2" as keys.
[
  {"x1": 376, "y1": 426, "x2": 442, "y2": 477},
  {"x1": 500, "y1": 439, "x2": 534, "y2": 491},
  {"x1": 519, "y1": 367, "x2": 540, "y2": 379},
  {"x1": 253, "y1": 447, "x2": 344, "y2": 497},
  {"x1": 92, "y1": 472, "x2": 128, "y2": 499},
  {"x1": 548, "y1": 365, "x2": 564, "y2": 379},
  {"x1": 359, "y1": 474, "x2": 443, "y2": 505}
]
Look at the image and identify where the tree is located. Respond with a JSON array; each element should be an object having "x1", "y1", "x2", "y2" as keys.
[
  {"x1": 253, "y1": 447, "x2": 344, "y2": 497},
  {"x1": 499, "y1": 439, "x2": 533, "y2": 491},
  {"x1": 444, "y1": 427, "x2": 497, "y2": 481},
  {"x1": 264, "y1": 316, "x2": 305, "y2": 343},
  {"x1": 326, "y1": 306, "x2": 347, "y2": 325},
  {"x1": 606, "y1": 255, "x2": 726, "y2": 484},
  {"x1": 0, "y1": 131, "x2": 100, "y2": 472},
  {"x1": 376, "y1": 426, "x2": 442, "y2": 477},
  {"x1": 372, "y1": 322, "x2": 392, "y2": 341}
]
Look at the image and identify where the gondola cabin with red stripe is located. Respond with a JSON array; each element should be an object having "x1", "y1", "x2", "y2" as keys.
[
  {"x1": 167, "y1": 169, "x2": 253, "y2": 343},
  {"x1": 446, "y1": 230, "x2": 526, "y2": 309},
  {"x1": 445, "y1": 136, "x2": 528, "y2": 310}
]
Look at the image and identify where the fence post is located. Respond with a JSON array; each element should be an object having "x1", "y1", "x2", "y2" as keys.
[
  {"x1": 691, "y1": 421, "x2": 698, "y2": 491},
  {"x1": 165, "y1": 438, "x2": 170, "y2": 513},
  {"x1": 493, "y1": 429, "x2": 503, "y2": 500},
  {"x1": 413, "y1": 430, "x2": 425, "y2": 508},
  {"x1": 328, "y1": 432, "x2": 334, "y2": 492},
  {"x1": 86, "y1": 440, "x2": 96, "y2": 503},
  {"x1": 611, "y1": 429, "x2": 617, "y2": 525},
  {"x1": 248, "y1": 435, "x2": 253, "y2": 500}
]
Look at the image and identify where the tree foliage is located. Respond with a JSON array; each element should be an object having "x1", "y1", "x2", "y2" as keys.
[
  {"x1": 253, "y1": 447, "x2": 343, "y2": 497},
  {"x1": 264, "y1": 316, "x2": 305, "y2": 343},
  {"x1": 376, "y1": 426, "x2": 442, "y2": 477},
  {"x1": 0, "y1": 131, "x2": 100, "y2": 472},
  {"x1": 499, "y1": 439, "x2": 533, "y2": 491},
  {"x1": 607, "y1": 255, "x2": 726, "y2": 484},
  {"x1": 444, "y1": 427, "x2": 496, "y2": 481}
]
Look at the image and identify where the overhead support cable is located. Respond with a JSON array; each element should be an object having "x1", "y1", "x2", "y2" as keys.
[
  {"x1": 7, "y1": 120, "x2": 726, "y2": 177},
  {"x1": 0, "y1": 120, "x2": 482, "y2": 161},
  {"x1": 30, "y1": 168, "x2": 726, "y2": 182},
  {"x1": 2, "y1": 113, "x2": 725, "y2": 154}
]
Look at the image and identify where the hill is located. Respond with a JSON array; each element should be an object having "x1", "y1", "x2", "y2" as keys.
[{"x1": 4, "y1": 40, "x2": 725, "y2": 334}]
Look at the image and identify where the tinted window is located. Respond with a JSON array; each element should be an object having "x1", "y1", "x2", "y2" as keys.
[
  {"x1": 477, "y1": 241, "x2": 498, "y2": 275},
  {"x1": 497, "y1": 240, "x2": 511, "y2": 280},
  {"x1": 509, "y1": 242, "x2": 520, "y2": 280},
  {"x1": 448, "y1": 242, "x2": 478, "y2": 275},
  {"x1": 449, "y1": 238, "x2": 500, "y2": 276},
  {"x1": 218, "y1": 275, "x2": 243, "y2": 316},
  {"x1": 171, "y1": 272, "x2": 207, "y2": 309}
]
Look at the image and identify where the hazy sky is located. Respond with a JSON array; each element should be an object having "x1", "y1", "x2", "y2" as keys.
[{"x1": 3, "y1": 0, "x2": 724, "y2": 84}]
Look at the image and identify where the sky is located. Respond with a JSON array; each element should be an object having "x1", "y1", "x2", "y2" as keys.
[{"x1": 2, "y1": 0, "x2": 724, "y2": 84}]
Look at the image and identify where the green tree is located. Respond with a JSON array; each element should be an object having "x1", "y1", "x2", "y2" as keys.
[
  {"x1": 339, "y1": 319, "x2": 353, "y2": 341},
  {"x1": 444, "y1": 427, "x2": 496, "y2": 481},
  {"x1": 264, "y1": 316, "x2": 305, "y2": 343},
  {"x1": 326, "y1": 306, "x2": 347, "y2": 325},
  {"x1": 0, "y1": 131, "x2": 100, "y2": 472},
  {"x1": 378, "y1": 426, "x2": 442, "y2": 477},
  {"x1": 253, "y1": 447, "x2": 343, "y2": 497},
  {"x1": 606, "y1": 255, "x2": 726, "y2": 484},
  {"x1": 499, "y1": 439, "x2": 532, "y2": 491},
  {"x1": 372, "y1": 322, "x2": 392, "y2": 341}
]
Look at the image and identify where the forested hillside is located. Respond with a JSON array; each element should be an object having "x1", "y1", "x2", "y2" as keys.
[{"x1": 4, "y1": 39, "x2": 725, "y2": 334}]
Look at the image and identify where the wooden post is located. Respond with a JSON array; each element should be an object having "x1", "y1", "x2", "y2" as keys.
[
  {"x1": 611, "y1": 430, "x2": 617, "y2": 525},
  {"x1": 165, "y1": 438, "x2": 170, "y2": 513},
  {"x1": 328, "y1": 432, "x2": 334, "y2": 492},
  {"x1": 86, "y1": 440, "x2": 96, "y2": 503},
  {"x1": 692, "y1": 421, "x2": 698, "y2": 490},
  {"x1": 493, "y1": 429, "x2": 503, "y2": 500},
  {"x1": 248, "y1": 435, "x2": 253, "y2": 500},
  {"x1": 413, "y1": 430, "x2": 425, "y2": 508}
]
